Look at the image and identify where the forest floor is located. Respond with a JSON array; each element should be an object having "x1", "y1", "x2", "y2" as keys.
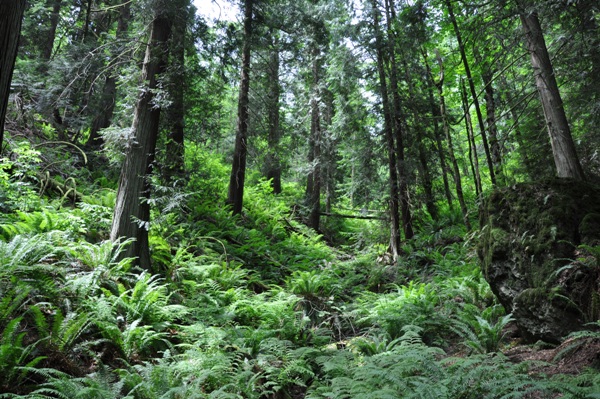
[{"x1": 505, "y1": 335, "x2": 600, "y2": 376}]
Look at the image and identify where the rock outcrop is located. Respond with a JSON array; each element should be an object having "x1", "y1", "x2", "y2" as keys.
[{"x1": 479, "y1": 179, "x2": 600, "y2": 343}]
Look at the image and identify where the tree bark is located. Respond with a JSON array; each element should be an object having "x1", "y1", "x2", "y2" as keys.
[
  {"x1": 265, "y1": 32, "x2": 282, "y2": 194},
  {"x1": 423, "y1": 50, "x2": 453, "y2": 211},
  {"x1": 482, "y1": 69, "x2": 504, "y2": 184},
  {"x1": 461, "y1": 79, "x2": 482, "y2": 197},
  {"x1": 372, "y1": 0, "x2": 401, "y2": 259},
  {"x1": 164, "y1": 0, "x2": 188, "y2": 183},
  {"x1": 384, "y1": 0, "x2": 413, "y2": 240},
  {"x1": 435, "y1": 54, "x2": 471, "y2": 230},
  {"x1": 110, "y1": 15, "x2": 171, "y2": 268},
  {"x1": 402, "y1": 59, "x2": 437, "y2": 221},
  {"x1": 0, "y1": 0, "x2": 27, "y2": 153},
  {"x1": 41, "y1": 0, "x2": 62, "y2": 61},
  {"x1": 88, "y1": 1, "x2": 131, "y2": 148},
  {"x1": 518, "y1": 8, "x2": 585, "y2": 180},
  {"x1": 445, "y1": 0, "x2": 496, "y2": 186},
  {"x1": 227, "y1": 0, "x2": 253, "y2": 214},
  {"x1": 306, "y1": 46, "x2": 322, "y2": 231}
]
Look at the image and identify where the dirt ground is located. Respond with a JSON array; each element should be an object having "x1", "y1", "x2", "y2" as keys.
[{"x1": 504, "y1": 335, "x2": 600, "y2": 376}]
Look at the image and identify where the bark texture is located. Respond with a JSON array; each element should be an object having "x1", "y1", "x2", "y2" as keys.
[
  {"x1": 372, "y1": 0, "x2": 401, "y2": 259},
  {"x1": 0, "y1": 0, "x2": 27, "y2": 152},
  {"x1": 88, "y1": 1, "x2": 131, "y2": 147},
  {"x1": 110, "y1": 16, "x2": 171, "y2": 268},
  {"x1": 227, "y1": 0, "x2": 253, "y2": 214},
  {"x1": 164, "y1": 0, "x2": 187, "y2": 183},
  {"x1": 519, "y1": 9, "x2": 585, "y2": 180},
  {"x1": 445, "y1": 0, "x2": 496, "y2": 185},
  {"x1": 265, "y1": 33, "x2": 282, "y2": 194},
  {"x1": 306, "y1": 47, "x2": 322, "y2": 231}
]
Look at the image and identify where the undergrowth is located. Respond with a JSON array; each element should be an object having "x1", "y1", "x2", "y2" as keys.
[{"x1": 0, "y1": 140, "x2": 599, "y2": 398}]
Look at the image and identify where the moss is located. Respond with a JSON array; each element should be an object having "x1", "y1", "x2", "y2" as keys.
[{"x1": 479, "y1": 179, "x2": 600, "y2": 341}]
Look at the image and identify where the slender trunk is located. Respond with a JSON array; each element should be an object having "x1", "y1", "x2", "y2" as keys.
[
  {"x1": 227, "y1": 0, "x2": 253, "y2": 214},
  {"x1": 372, "y1": 0, "x2": 400, "y2": 258},
  {"x1": 0, "y1": 0, "x2": 27, "y2": 153},
  {"x1": 164, "y1": 0, "x2": 187, "y2": 183},
  {"x1": 461, "y1": 79, "x2": 482, "y2": 196},
  {"x1": 499, "y1": 75, "x2": 533, "y2": 172},
  {"x1": 445, "y1": 0, "x2": 496, "y2": 185},
  {"x1": 88, "y1": 1, "x2": 131, "y2": 147},
  {"x1": 385, "y1": 0, "x2": 413, "y2": 240},
  {"x1": 435, "y1": 54, "x2": 471, "y2": 230},
  {"x1": 403, "y1": 59, "x2": 437, "y2": 221},
  {"x1": 322, "y1": 88, "x2": 335, "y2": 214},
  {"x1": 41, "y1": 0, "x2": 62, "y2": 61},
  {"x1": 423, "y1": 50, "x2": 453, "y2": 211},
  {"x1": 518, "y1": 7, "x2": 585, "y2": 180},
  {"x1": 482, "y1": 70, "x2": 503, "y2": 184},
  {"x1": 82, "y1": 0, "x2": 93, "y2": 41},
  {"x1": 110, "y1": 15, "x2": 172, "y2": 268},
  {"x1": 306, "y1": 48, "x2": 322, "y2": 231},
  {"x1": 265, "y1": 33, "x2": 282, "y2": 194}
]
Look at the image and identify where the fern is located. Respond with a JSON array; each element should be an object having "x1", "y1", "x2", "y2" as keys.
[{"x1": 0, "y1": 317, "x2": 47, "y2": 392}]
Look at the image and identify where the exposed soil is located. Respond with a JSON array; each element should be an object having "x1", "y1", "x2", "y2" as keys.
[{"x1": 505, "y1": 336, "x2": 600, "y2": 376}]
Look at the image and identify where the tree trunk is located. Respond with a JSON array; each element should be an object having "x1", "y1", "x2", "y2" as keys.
[
  {"x1": 519, "y1": 8, "x2": 585, "y2": 180},
  {"x1": 306, "y1": 47, "x2": 322, "y2": 231},
  {"x1": 461, "y1": 79, "x2": 482, "y2": 197},
  {"x1": 88, "y1": 1, "x2": 131, "y2": 148},
  {"x1": 227, "y1": 0, "x2": 253, "y2": 214},
  {"x1": 265, "y1": 32, "x2": 282, "y2": 194},
  {"x1": 164, "y1": 0, "x2": 188, "y2": 183},
  {"x1": 403, "y1": 59, "x2": 437, "y2": 221},
  {"x1": 445, "y1": 0, "x2": 496, "y2": 186},
  {"x1": 423, "y1": 50, "x2": 453, "y2": 211},
  {"x1": 384, "y1": 0, "x2": 413, "y2": 240},
  {"x1": 435, "y1": 55, "x2": 471, "y2": 230},
  {"x1": 41, "y1": 0, "x2": 62, "y2": 61},
  {"x1": 0, "y1": 0, "x2": 27, "y2": 153},
  {"x1": 372, "y1": 0, "x2": 401, "y2": 259},
  {"x1": 482, "y1": 69, "x2": 504, "y2": 184},
  {"x1": 110, "y1": 15, "x2": 171, "y2": 268},
  {"x1": 322, "y1": 88, "x2": 335, "y2": 214}
]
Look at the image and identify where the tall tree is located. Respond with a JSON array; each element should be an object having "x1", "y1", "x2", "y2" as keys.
[
  {"x1": 423, "y1": 49, "x2": 453, "y2": 211},
  {"x1": 432, "y1": 51, "x2": 471, "y2": 230},
  {"x1": 0, "y1": 0, "x2": 27, "y2": 152},
  {"x1": 384, "y1": 0, "x2": 413, "y2": 240},
  {"x1": 110, "y1": 7, "x2": 172, "y2": 267},
  {"x1": 88, "y1": 1, "x2": 132, "y2": 148},
  {"x1": 306, "y1": 41, "x2": 323, "y2": 231},
  {"x1": 227, "y1": 0, "x2": 254, "y2": 214},
  {"x1": 40, "y1": 0, "x2": 63, "y2": 62},
  {"x1": 164, "y1": 0, "x2": 189, "y2": 182},
  {"x1": 444, "y1": 0, "x2": 496, "y2": 186},
  {"x1": 265, "y1": 30, "x2": 282, "y2": 194},
  {"x1": 517, "y1": 4, "x2": 585, "y2": 180},
  {"x1": 371, "y1": 0, "x2": 401, "y2": 258}
]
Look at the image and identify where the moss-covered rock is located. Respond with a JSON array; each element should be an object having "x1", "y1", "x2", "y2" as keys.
[{"x1": 479, "y1": 179, "x2": 600, "y2": 343}]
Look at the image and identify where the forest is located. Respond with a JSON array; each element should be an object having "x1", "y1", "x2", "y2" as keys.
[{"x1": 1, "y1": 0, "x2": 600, "y2": 397}]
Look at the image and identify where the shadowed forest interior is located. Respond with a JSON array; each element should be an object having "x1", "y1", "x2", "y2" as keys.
[{"x1": 1, "y1": 0, "x2": 600, "y2": 397}]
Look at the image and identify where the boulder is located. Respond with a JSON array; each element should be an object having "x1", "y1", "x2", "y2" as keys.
[{"x1": 478, "y1": 179, "x2": 600, "y2": 343}]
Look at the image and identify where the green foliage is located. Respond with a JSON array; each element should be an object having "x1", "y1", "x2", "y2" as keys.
[
  {"x1": 0, "y1": 140, "x2": 42, "y2": 212},
  {"x1": 0, "y1": 317, "x2": 46, "y2": 392},
  {"x1": 450, "y1": 304, "x2": 513, "y2": 354}
]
